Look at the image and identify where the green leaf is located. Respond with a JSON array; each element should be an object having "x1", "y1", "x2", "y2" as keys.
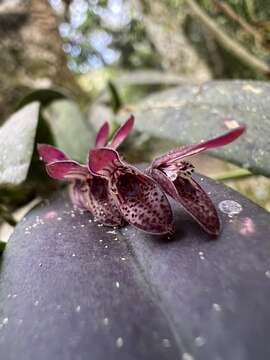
[
  {"x1": 43, "y1": 100, "x2": 94, "y2": 163},
  {"x1": 120, "y1": 81, "x2": 270, "y2": 177},
  {"x1": 17, "y1": 88, "x2": 67, "y2": 110},
  {"x1": 0, "y1": 240, "x2": 6, "y2": 254},
  {"x1": 0, "y1": 102, "x2": 40, "y2": 186},
  {"x1": 107, "y1": 80, "x2": 123, "y2": 114}
]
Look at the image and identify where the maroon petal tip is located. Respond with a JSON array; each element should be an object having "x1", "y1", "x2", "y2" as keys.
[
  {"x1": 109, "y1": 115, "x2": 134, "y2": 149},
  {"x1": 88, "y1": 148, "x2": 120, "y2": 175},
  {"x1": 153, "y1": 125, "x2": 246, "y2": 168},
  {"x1": 37, "y1": 144, "x2": 69, "y2": 163},
  {"x1": 95, "y1": 121, "x2": 110, "y2": 148}
]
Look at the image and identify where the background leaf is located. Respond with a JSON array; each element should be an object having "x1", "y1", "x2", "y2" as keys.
[
  {"x1": 119, "y1": 80, "x2": 270, "y2": 176},
  {"x1": 0, "y1": 240, "x2": 6, "y2": 254},
  {"x1": 43, "y1": 99, "x2": 94, "y2": 163},
  {"x1": 0, "y1": 102, "x2": 40, "y2": 186},
  {"x1": 17, "y1": 89, "x2": 67, "y2": 110}
]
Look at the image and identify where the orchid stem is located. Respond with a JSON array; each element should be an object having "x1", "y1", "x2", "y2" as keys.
[{"x1": 213, "y1": 168, "x2": 253, "y2": 181}]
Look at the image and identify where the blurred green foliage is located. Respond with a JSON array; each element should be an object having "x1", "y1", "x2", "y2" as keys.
[{"x1": 53, "y1": 0, "x2": 270, "y2": 80}]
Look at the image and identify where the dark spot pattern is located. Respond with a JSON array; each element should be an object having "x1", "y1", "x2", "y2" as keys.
[
  {"x1": 173, "y1": 176, "x2": 220, "y2": 235},
  {"x1": 113, "y1": 170, "x2": 174, "y2": 234},
  {"x1": 70, "y1": 177, "x2": 124, "y2": 227}
]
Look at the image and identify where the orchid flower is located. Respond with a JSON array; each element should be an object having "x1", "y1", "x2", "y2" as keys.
[
  {"x1": 147, "y1": 126, "x2": 246, "y2": 235},
  {"x1": 37, "y1": 116, "x2": 134, "y2": 226},
  {"x1": 88, "y1": 147, "x2": 174, "y2": 235}
]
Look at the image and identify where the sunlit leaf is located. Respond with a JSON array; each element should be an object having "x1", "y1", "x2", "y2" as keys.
[
  {"x1": 17, "y1": 88, "x2": 67, "y2": 109},
  {"x1": 0, "y1": 102, "x2": 40, "y2": 186},
  {"x1": 43, "y1": 99, "x2": 94, "y2": 163},
  {"x1": 120, "y1": 81, "x2": 270, "y2": 176}
]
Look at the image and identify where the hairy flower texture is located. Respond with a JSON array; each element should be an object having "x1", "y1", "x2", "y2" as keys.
[
  {"x1": 37, "y1": 116, "x2": 134, "y2": 226},
  {"x1": 147, "y1": 126, "x2": 246, "y2": 236}
]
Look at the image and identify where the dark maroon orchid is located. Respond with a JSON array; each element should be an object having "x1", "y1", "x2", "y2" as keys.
[
  {"x1": 88, "y1": 125, "x2": 245, "y2": 236},
  {"x1": 37, "y1": 116, "x2": 134, "y2": 226},
  {"x1": 39, "y1": 114, "x2": 246, "y2": 237},
  {"x1": 147, "y1": 126, "x2": 246, "y2": 235},
  {"x1": 88, "y1": 148, "x2": 174, "y2": 235}
]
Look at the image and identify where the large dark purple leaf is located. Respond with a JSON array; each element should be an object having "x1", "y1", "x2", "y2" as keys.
[{"x1": 1, "y1": 176, "x2": 270, "y2": 360}]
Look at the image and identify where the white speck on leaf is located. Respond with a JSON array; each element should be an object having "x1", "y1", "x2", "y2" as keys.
[
  {"x1": 2, "y1": 318, "x2": 8, "y2": 325},
  {"x1": 194, "y1": 336, "x2": 206, "y2": 347},
  {"x1": 182, "y1": 352, "x2": 194, "y2": 360},
  {"x1": 218, "y1": 200, "x2": 242, "y2": 216},
  {"x1": 162, "y1": 338, "x2": 171, "y2": 348},
  {"x1": 212, "y1": 303, "x2": 222, "y2": 311},
  {"x1": 116, "y1": 337, "x2": 124, "y2": 348}
]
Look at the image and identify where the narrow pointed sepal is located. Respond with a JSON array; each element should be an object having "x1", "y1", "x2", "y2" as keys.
[
  {"x1": 95, "y1": 121, "x2": 109, "y2": 148},
  {"x1": 37, "y1": 144, "x2": 69, "y2": 163},
  {"x1": 153, "y1": 125, "x2": 246, "y2": 168},
  {"x1": 109, "y1": 115, "x2": 134, "y2": 149}
]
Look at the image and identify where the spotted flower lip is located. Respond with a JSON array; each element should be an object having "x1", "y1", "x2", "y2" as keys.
[
  {"x1": 148, "y1": 125, "x2": 246, "y2": 236},
  {"x1": 88, "y1": 147, "x2": 175, "y2": 235},
  {"x1": 37, "y1": 116, "x2": 134, "y2": 226}
]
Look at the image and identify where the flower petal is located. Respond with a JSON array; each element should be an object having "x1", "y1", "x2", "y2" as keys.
[
  {"x1": 151, "y1": 169, "x2": 220, "y2": 236},
  {"x1": 86, "y1": 176, "x2": 125, "y2": 226},
  {"x1": 88, "y1": 147, "x2": 119, "y2": 175},
  {"x1": 89, "y1": 148, "x2": 174, "y2": 235},
  {"x1": 109, "y1": 115, "x2": 134, "y2": 149},
  {"x1": 152, "y1": 125, "x2": 246, "y2": 168},
  {"x1": 69, "y1": 180, "x2": 89, "y2": 210},
  {"x1": 37, "y1": 144, "x2": 69, "y2": 163},
  {"x1": 69, "y1": 177, "x2": 124, "y2": 226},
  {"x1": 46, "y1": 161, "x2": 88, "y2": 180},
  {"x1": 150, "y1": 168, "x2": 180, "y2": 200},
  {"x1": 95, "y1": 121, "x2": 109, "y2": 148}
]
